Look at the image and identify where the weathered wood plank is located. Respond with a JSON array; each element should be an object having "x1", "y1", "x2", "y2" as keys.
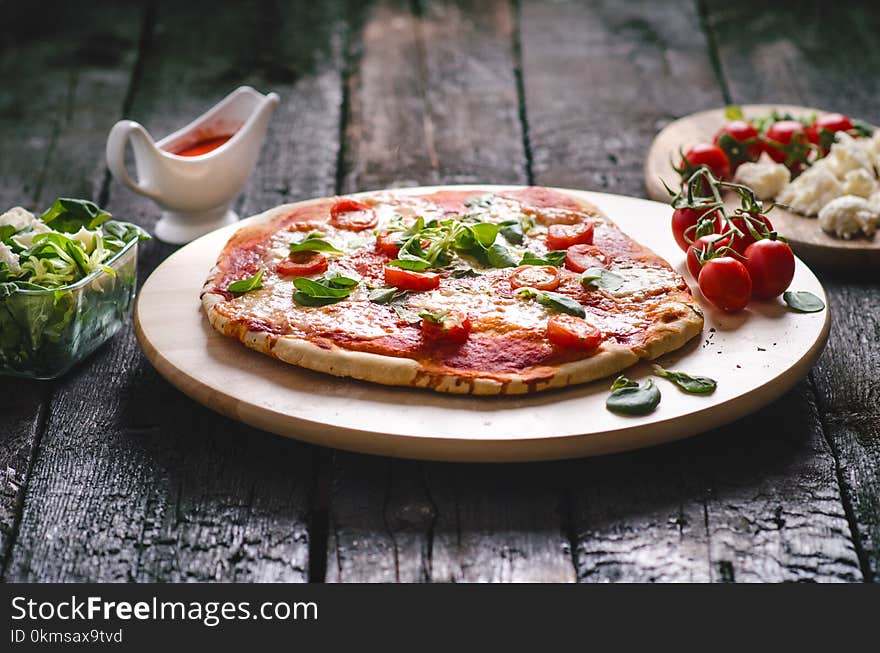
[
  {"x1": 706, "y1": 0, "x2": 880, "y2": 581},
  {"x1": 0, "y1": 0, "x2": 144, "y2": 570},
  {"x1": 327, "y1": 0, "x2": 573, "y2": 582},
  {"x1": 4, "y1": 0, "x2": 346, "y2": 582},
  {"x1": 520, "y1": 0, "x2": 861, "y2": 581}
]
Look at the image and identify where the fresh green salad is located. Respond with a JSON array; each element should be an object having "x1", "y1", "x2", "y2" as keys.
[{"x1": 0, "y1": 198, "x2": 150, "y2": 378}]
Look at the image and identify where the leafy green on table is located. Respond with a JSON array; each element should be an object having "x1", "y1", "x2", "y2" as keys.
[
  {"x1": 515, "y1": 287, "x2": 585, "y2": 318},
  {"x1": 606, "y1": 376, "x2": 661, "y2": 416},
  {"x1": 581, "y1": 268, "x2": 624, "y2": 292},
  {"x1": 652, "y1": 364, "x2": 716, "y2": 394},
  {"x1": 783, "y1": 290, "x2": 825, "y2": 313},
  {"x1": 227, "y1": 269, "x2": 264, "y2": 293}
]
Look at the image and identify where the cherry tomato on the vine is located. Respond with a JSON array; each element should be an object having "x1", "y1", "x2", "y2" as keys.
[
  {"x1": 763, "y1": 120, "x2": 810, "y2": 169},
  {"x1": 698, "y1": 257, "x2": 752, "y2": 312},
  {"x1": 671, "y1": 205, "x2": 723, "y2": 252},
  {"x1": 679, "y1": 143, "x2": 731, "y2": 181},
  {"x1": 686, "y1": 233, "x2": 731, "y2": 281},
  {"x1": 743, "y1": 238, "x2": 795, "y2": 300},
  {"x1": 713, "y1": 120, "x2": 762, "y2": 171},
  {"x1": 807, "y1": 113, "x2": 855, "y2": 155},
  {"x1": 727, "y1": 213, "x2": 774, "y2": 254}
]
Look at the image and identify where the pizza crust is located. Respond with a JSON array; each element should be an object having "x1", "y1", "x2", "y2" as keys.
[{"x1": 201, "y1": 190, "x2": 704, "y2": 395}]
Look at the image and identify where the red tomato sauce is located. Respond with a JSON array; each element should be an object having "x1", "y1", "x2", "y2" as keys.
[{"x1": 169, "y1": 134, "x2": 234, "y2": 157}]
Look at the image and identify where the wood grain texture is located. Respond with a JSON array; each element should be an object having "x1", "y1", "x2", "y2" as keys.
[
  {"x1": 4, "y1": 0, "x2": 346, "y2": 582},
  {"x1": 0, "y1": 0, "x2": 143, "y2": 568},
  {"x1": 328, "y1": 0, "x2": 573, "y2": 582},
  {"x1": 705, "y1": 0, "x2": 880, "y2": 581},
  {"x1": 520, "y1": 0, "x2": 861, "y2": 581}
]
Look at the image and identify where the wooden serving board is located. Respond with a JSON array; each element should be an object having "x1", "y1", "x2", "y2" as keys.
[
  {"x1": 135, "y1": 186, "x2": 830, "y2": 462},
  {"x1": 645, "y1": 104, "x2": 880, "y2": 269}
]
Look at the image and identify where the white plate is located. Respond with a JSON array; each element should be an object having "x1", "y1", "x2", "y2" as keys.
[{"x1": 135, "y1": 186, "x2": 830, "y2": 462}]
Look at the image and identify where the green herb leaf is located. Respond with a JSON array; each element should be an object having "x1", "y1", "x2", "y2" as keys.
[
  {"x1": 292, "y1": 292, "x2": 345, "y2": 307},
  {"x1": 519, "y1": 250, "x2": 567, "y2": 267},
  {"x1": 393, "y1": 305, "x2": 422, "y2": 324},
  {"x1": 369, "y1": 287, "x2": 407, "y2": 304},
  {"x1": 499, "y1": 220, "x2": 523, "y2": 245},
  {"x1": 783, "y1": 290, "x2": 825, "y2": 313},
  {"x1": 291, "y1": 276, "x2": 357, "y2": 306},
  {"x1": 725, "y1": 105, "x2": 745, "y2": 121},
  {"x1": 323, "y1": 272, "x2": 359, "y2": 288},
  {"x1": 41, "y1": 198, "x2": 111, "y2": 233},
  {"x1": 418, "y1": 309, "x2": 449, "y2": 324},
  {"x1": 387, "y1": 257, "x2": 431, "y2": 272},
  {"x1": 581, "y1": 268, "x2": 624, "y2": 292},
  {"x1": 652, "y1": 364, "x2": 716, "y2": 394},
  {"x1": 485, "y1": 242, "x2": 519, "y2": 268},
  {"x1": 289, "y1": 237, "x2": 343, "y2": 255},
  {"x1": 606, "y1": 378, "x2": 661, "y2": 416},
  {"x1": 450, "y1": 268, "x2": 480, "y2": 279},
  {"x1": 227, "y1": 269, "x2": 265, "y2": 293},
  {"x1": 515, "y1": 287, "x2": 586, "y2": 317},
  {"x1": 463, "y1": 193, "x2": 495, "y2": 209},
  {"x1": 469, "y1": 222, "x2": 500, "y2": 248}
]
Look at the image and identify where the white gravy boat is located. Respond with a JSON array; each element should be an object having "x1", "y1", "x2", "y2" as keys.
[{"x1": 106, "y1": 86, "x2": 280, "y2": 244}]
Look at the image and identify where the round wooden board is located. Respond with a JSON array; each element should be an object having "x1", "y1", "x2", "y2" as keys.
[
  {"x1": 135, "y1": 185, "x2": 830, "y2": 462},
  {"x1": 645, "y1": 104, "x2": 880, "y2": 270}
]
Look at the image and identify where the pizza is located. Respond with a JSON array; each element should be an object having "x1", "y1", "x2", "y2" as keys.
[{"x1": 201, "y1": 186, "x2": 703, "y2": 395}]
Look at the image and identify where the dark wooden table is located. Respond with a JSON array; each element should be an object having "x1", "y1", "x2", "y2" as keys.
[{"x1": 1, "y1": 0, "x2": 877, "y2": 583}]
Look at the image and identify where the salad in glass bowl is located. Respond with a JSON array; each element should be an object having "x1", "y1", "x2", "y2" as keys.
[{"x1": 0, "y1": 198, "x2": 149, "y2": 379}]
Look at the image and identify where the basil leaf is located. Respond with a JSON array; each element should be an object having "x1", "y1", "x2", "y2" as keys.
[
  {"x1": 293, "y1": 291, "x2": 345, "y2": 307},
  {"x1": 227, "y1": 269, "x2": 264, "y2": 293},
  {"x1": 289, "y1": 237, "x2": 342, "y2": 255},
  {"x1": 369, "y1": 287, "x2": 404, "y2": 304},
  {"x1": 463, "y1": 193, "x2": 495, "y2": 209},
  {"x1": 725, "y1": 104, "x2": 745, "y2": 121},
  {"x1": 783, "y1": 291, "x2": 825, "y2": 313},
  {"x1": 468, "y1": 222, "x2": 500, "y2": 248},
  {"x1": 485, "y1": 242, "x2": 518, "y2": 268},
  {"x1": 581, "y1": 268, "x2": 624, "y2": 292},
  {"x1": 393, "y1": 305, "x2": 422, "y2": 324},
  {"x1": 516, "y1": 287, "x2": 585, "y2": 318},
  {"x1": 499, "y1": 220, "x2": 523, "y2": 245},
  {"x1": 292, "y1": 277, "x2": 351, "y2": 298},
  {"x1": 450, "y1": 268, "x2": 480, "y2": 279},
  {"x1": 652, "y1": 364, "x2": 716, "y2": 395},
  {"x1": 418, "y1": 309, "x2": 448, "y2": 324},
  {"x1": 606, "y1": 378, "x2": 661, "y2": 416},
  {"x1": 519, "y1": 250, "x2": 566, "y2": 267},
  {"x1": 40, "y1": 198, "x2": 112, "y2": 233},
  {"x1": 387, "y1": 257, "x2": 431, "y2": 272},
  {"x1": 323, "y1": 272, "x2": 358, "y2": 288}
]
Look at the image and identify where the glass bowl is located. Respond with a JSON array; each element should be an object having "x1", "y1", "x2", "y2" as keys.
[{"x1": 0, "y1": 237, "x2": 139, "y2": 379}]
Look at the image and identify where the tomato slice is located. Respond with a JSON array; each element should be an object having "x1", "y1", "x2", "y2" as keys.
[
  {"x1": 330, "y1": 198, "x2": 377, "y2": 231},
  {"x1": 376, "y1": 231, "x2": 402, "y2": 257},
  {"x1": 509, "y1": 265, "x2": 561, "y2": 291},
  {"x1": 546, "y1": 314, "x2": 603, "y2": 351},
  {"x1": 546, "y1": 222, "x2": 594, "y2": 249},
  {"x1": 421, "y1": 311, "x2": 472, "y2": 344},
  {"x1": 564, "y1": 244, "x2": 608, "y2": 273},
  {"x1": 276, "y1": 252, "x2": 329, "y2": 276},
  {"x1": 384, "y1": 266, "x2": 440, "y2": 291}
]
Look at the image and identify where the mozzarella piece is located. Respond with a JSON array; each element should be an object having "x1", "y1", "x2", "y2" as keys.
[
  {"x1": 70, "y1": 227, "x2": 100, "y2": 252},
  {"x1": 606, "y1": 264, "x2": 681, "y2": 300},
  {"x1": 733, "y1": 162, "x2": 791, "y2": 200},
  {"x1": 0, "y1": 241, "x2": 21, "y2": 275},
  {"x1": 817, "y1": 195, "x2": 879, "y2": 239},
  {"x1": 0, "y1": 207, "x2": 36, "y2": 232},
  {"x1": 824, "y1": 132, "x2": 875, "y2": 178},
  {"x1": 11, "y1": 221, "x2": 51, "y2": 248},
  {"x1": 777, "y1": 166, "x2": 844, "y2": 216},
  {"x1": 843, "y1": 168, "x2": 878, "y2": 198}
]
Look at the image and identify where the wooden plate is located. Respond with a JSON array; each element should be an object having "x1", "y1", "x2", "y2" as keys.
[
  {"x1": 135, "y1": 185, "x2": 830, "y2": 462},
  {"x1": 645, "y1": 104, "x2": 880, "y2": 269}
]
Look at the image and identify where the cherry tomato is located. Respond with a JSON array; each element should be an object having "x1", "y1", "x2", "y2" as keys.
[
  {"x1": 743, "y1": 239, "x2": 795, "y2": 300},
  {"x1": 509, "y1": 265, "x2": 561, "y2": 291},
  {"x1": 564, "y1": 244, "x2": 609, "y2": 273},
  {"x1": 546, "y1": 222, "x2": 594, "y2": 249},
  {"x1": 671, "y1": 205, "x2": 723, "y2": 252},
  {"x1": 421, "y1": 311, "x2": 472, "y2": 344},
  {"x1": 680, "y1": 143, "x2": 731, "y2": 180},
  {"x1": 330, "y1": 198, "x2": 377, "y2": 231},
  {"x1": 546, "y1": 314, "x2": 603, "y2": 352},
  {"x1": 384, "y1": 266, "x2": 440, "y2": 291},
  {"x1": 698, "y1": 257, "x2": 752, "y2": 312},
  {"x1": 275, "y1": 252, "x2": 328, "y2": 276},
  {"x1": 376, "y1": 231, "x2": 402, "y2": 257},
  {"x1": 713, "y1": 120, "x2": 762, "y2": 171},
  {"x1": 727, "y1": 213, "x2": 773, "y2": 254},
  {"x1": 807, "y1": 113, "x2": 855, "y2": 154},
  {"x1": 763, "y1": 120, "x2": 809, "y2": 167},
  {"x1": 686, "y1": 233, "x2": 731, "y2": 280}
]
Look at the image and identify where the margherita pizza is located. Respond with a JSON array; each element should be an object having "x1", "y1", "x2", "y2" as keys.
[{"x1": 201, "y1": 187, "x2": 703, "y2": 394}]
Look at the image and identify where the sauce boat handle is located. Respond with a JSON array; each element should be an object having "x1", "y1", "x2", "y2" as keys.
[{"x1": 106, "y1": 120, "x2": 160, "y2": 201}]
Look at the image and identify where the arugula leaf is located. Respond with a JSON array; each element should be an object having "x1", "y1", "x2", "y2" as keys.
[
  {"x1": 581, "y1": 268, "x2": 624, "y2": 292},
  {"x1": 41, "y1": 198, "x2": 111, "y2": 233},
  {"x1": 515, "y1": 287, "x2": 585, "y2": 318},
  {"x1": 652, "y1": 364, "x2": 716, "y2": 394},
  {"x1": 227, "y1": 269, "x2": 264, "y2": 293},
  {"x1": 289, "y1": 237, "x2": 343, "y2": 255}
]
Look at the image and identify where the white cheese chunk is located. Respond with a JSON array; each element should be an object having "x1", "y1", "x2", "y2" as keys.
[
  {"x1": 0, "y1": 241, "x2": 21, "y2": 275},
  {"x1": 70, "y1": 227, "x2": 100, "y2": 253},
  {"x1": 824, "y1": 132, "x2": 875, "y2": 179},
  {"x1": 0, "y1": 207, "x2": 36, "y2": 232},
  {"x1": 733, "y1": 162, "x2": 791, "y2": 200},
  {"x1": 817, "y1": 195, "x2": 879, "y2": 239},
  {"x1": 10, "y1": 221, "x2": 51, "y2": 249},
  {"x1": 777, "y1": 166, "x2": 844, "y2": 216},
  {"x1": 842, "y1": 168, "x2": 878, "y2": 198}
]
